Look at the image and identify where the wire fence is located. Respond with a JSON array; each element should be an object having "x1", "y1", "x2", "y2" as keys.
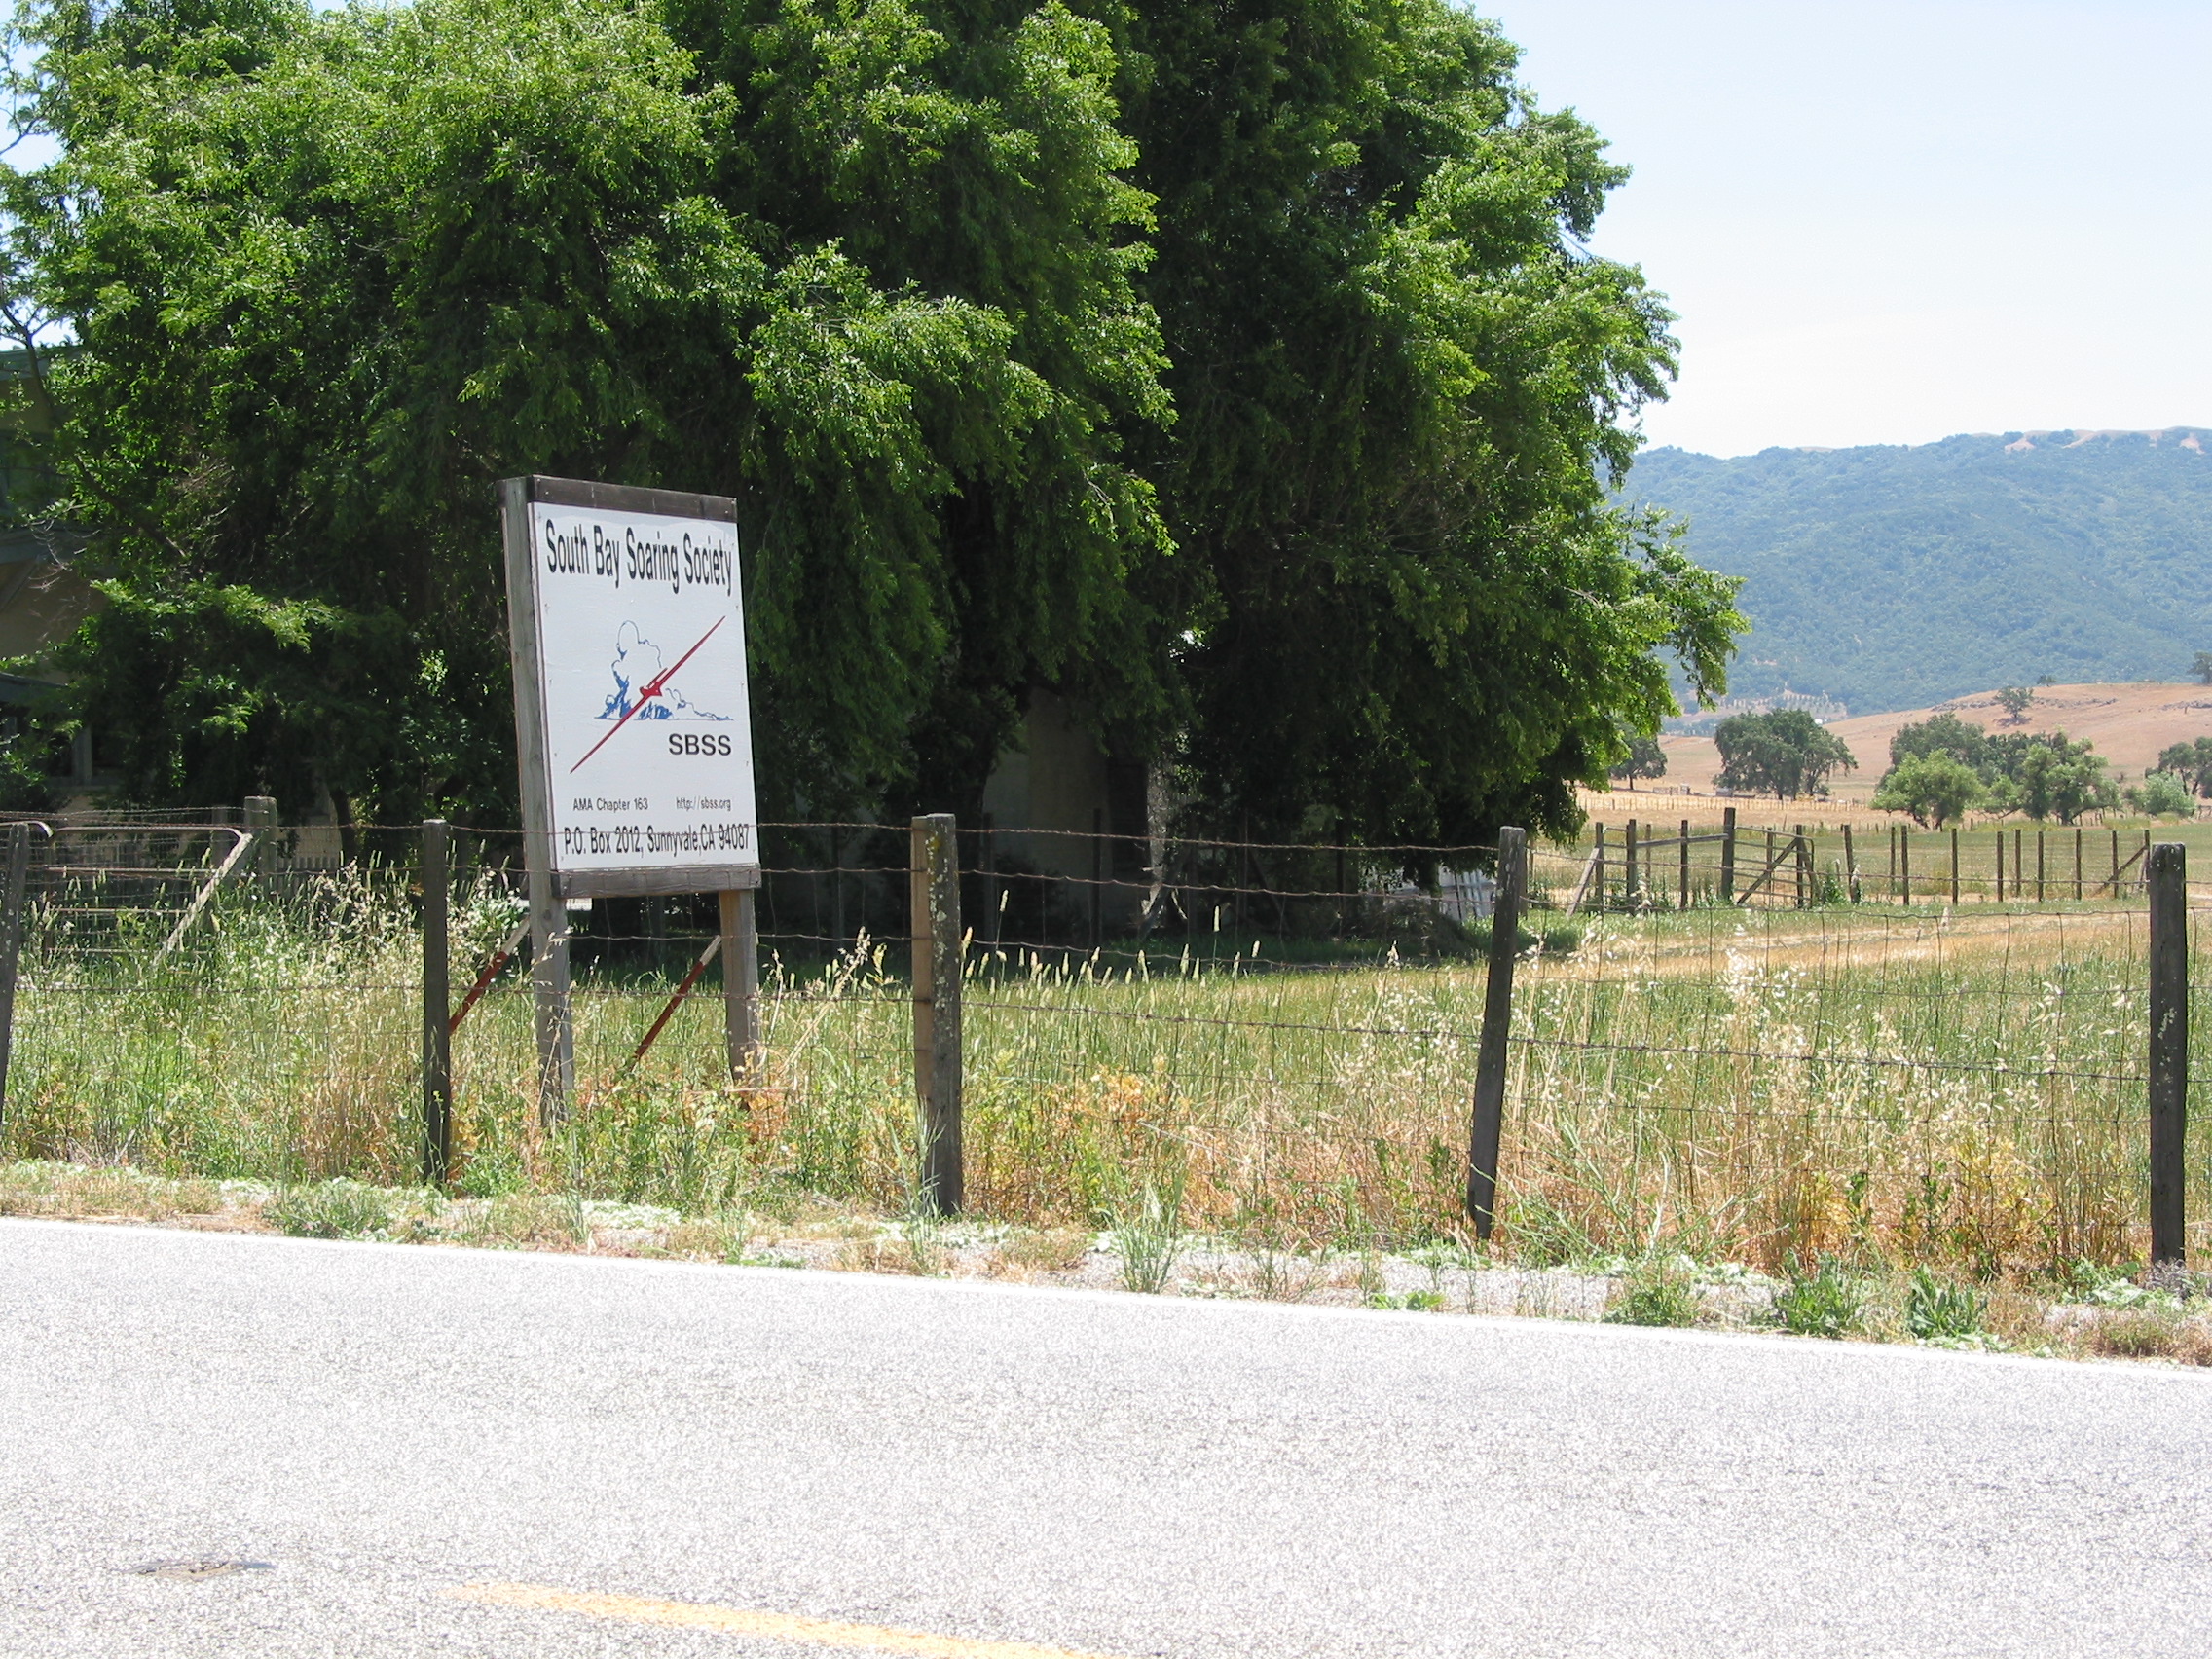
[{"x1": 0, "y1": 810, "x2": 2200, "y2": 1274}]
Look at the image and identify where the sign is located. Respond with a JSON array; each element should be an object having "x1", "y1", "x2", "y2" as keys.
[{"x1": 500, "y1": 476, "x2": 759, "y2": 897}]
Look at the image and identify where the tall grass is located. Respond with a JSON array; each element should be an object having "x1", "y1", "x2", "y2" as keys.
[{"x1": 4, "y1": 866, "x2": 2202, "y2": 1277}]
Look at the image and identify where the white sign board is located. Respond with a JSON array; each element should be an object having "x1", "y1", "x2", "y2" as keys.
[{"x1": 500, "y1": 476, "x2": 758, "y2": 897}]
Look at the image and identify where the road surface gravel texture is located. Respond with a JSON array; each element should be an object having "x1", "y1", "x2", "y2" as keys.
[{"x1": 2, "y1": 1221, "x2": 2208, "y2": 1658}]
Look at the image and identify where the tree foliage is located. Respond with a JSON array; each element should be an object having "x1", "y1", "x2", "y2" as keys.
[
  {"x1": 2156, "y1": 737, "x2": 2212, "y2": 797},
  {"x1": 8, "y1": 0, "x2": 1174, "y2": 820},
  {"x1": 1, "y1": 0, "x2": 1741, "y2": 840},
  {"x1": 1714, "y1": 710, "x2": 1854, "y2": 800},
  {"x1": 2125, "y1": 770, "x2": 2194, "y2": 819},
  {"x1": 1878, "y1": 713, "x2": 2116, "y2": 824},
  {"x1": 1871, "y1": 752, "x2": 1983, "y2": 829},
  {"x1": 1609, "y1": 733, "x2": 1666, "y2": 783},
  {"x1": 1114, "y1": 1, "x2": 1738, "y2": 843}
]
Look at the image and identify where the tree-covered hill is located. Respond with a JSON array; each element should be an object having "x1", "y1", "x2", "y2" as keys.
[{"x1": 1626, "y1": 430, "x2": 2212, "y2": 716}]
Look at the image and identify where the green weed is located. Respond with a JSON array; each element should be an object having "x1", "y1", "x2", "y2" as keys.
[
  {"x1": 1905, "y1": 1270, "x2": 1987, "y2": 1341},
  {"x1": 1604, "y1": 1258, "x2": 1702, "y2": 1328},
  {"x1": 1775, "y1": 1261, "x2": 1864, "y2": 1338}
]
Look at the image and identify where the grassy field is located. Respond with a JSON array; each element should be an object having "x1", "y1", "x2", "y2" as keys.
[{"x1": 2, "y1": 861, "x2": 2202, "y2": 1286}]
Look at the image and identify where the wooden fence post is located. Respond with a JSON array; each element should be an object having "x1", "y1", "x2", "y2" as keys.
[
  {"x1": 1899, "y1": 827, "x2": 1911, "y2": 903},
  {"x1": 1592, "y1": 822, "x2": 1607, "y2": 913},
  {"x1": 1842, "y1": 823, "x2": 1857, "y2": 903},
  {"x1": 2074, "y1": 826, "x2": 2083, "y2": 902},
  {"x1": 1720, "y1": 807, "x2": 1736, "y2": 904},
  {"x1": 1678, "y1": 818, "x2": 1691, "y2": 910},
  {"x1": 1792, "y1": 826, "x2": 1807, "y2": 907},
  {"x1": 2037, "y1": 830, "x2": 2046, "y2": 903},
  {"x1": 529, "y1": 848, "x2": 573, "y2": 1126},
  {"x1": 910, "y1": 814, "x2": 964, "y2": 1215},
  {"x1": 1950, "y1": 826, "x2": 1960, "y2": 905},
  {"x1": 0, "y1": 823, "x2": 31, "y2": 1130},
  {"x1": 1996, "y1": 829, "x2": 2006, "y2": 903},
  {"x1": 2148, "y1": 842, "x2": 2187, "y2": 1265},
  {"x1": 1625, "y1": 818, "x2": 1640, "y2": 908},
  {"x1": 719, "y1": 888, "x2": 760, "y2": 1080},
  {"x1": 421, "y1": 819, "x2": 453, "y2": 1187},
  {"x1": 1467, "y1": 826, "x2": 1526, "y2": 1237}
]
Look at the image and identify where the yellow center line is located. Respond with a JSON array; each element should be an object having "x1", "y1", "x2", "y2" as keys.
[{"x1": 444, "y1": 1581, "x2": 1134, "y2": 1659}]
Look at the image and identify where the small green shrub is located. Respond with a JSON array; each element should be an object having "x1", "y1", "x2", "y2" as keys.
[
  {"x1": 266, "y1": 1179, "x2": 392, "y2": 1240},
  {"x1": 1775, "y1": 1261, "x2": 1863, "y2": 1338},
  {"x1": 1605, "y1": 1259, "x2": 1701, "y2": 1328},
  {"x1": 1905, "y1": 1270, "x2": 1987, "y2": 1340}
]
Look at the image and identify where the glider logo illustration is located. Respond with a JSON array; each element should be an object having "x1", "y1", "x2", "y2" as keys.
[{"x1": 570, "y1": 617, "x2": 728, "y2": 773}]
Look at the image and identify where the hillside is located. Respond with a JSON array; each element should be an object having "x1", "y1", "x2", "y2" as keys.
[
  {"x1": 1655, "y1": 682, "x2": 2212, "y2": 804},
  {"x1": 1627, "y1": 429, "x2": 2212, "y2": 716}
]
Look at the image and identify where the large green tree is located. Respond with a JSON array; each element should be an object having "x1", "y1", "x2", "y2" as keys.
[
  {"x1": 7, "y1": 0, "x2": 1173, "y2": 820},
  {"x1": 3, "y1": 0, "x2": 1740, "y2": 841},
  {"x1": 1714, "y1": 710, "x2": 1855, "y2": 801},
  {"x1": 1108, "y1": 0, "x2": 1738, "y2": 845}
]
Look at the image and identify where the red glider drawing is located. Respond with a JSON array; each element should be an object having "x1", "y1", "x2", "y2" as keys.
[{"x1": 569, "y1": 615, "x2": 726, "y2": 774}]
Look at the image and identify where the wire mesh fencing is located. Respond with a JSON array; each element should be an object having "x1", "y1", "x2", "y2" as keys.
[{"x1": 0, "y1": 811, "x2": 2198, "y2": 1275}]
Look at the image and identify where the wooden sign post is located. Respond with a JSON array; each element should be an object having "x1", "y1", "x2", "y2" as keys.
[{"x1": 500, "y1": 476, "x2": 761, "y2": 1123}]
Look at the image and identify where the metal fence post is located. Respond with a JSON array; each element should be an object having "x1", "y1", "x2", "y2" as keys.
[
  {"x1": 421, "y1": 819, "x2": 453, "y2": 1186},
  {"x1": 1467, "y1": 826, "x2": 1526, "y2": 1237},
  {"x1": 911, "y1": 814, "x2": 963, "y2": 1215},
  {"x1": 2148, "y1": 842, "x2": 2187, "y2": 1265},
  {"x1": 0, "y1": 823, "x2": 31, "y2": 1130}
]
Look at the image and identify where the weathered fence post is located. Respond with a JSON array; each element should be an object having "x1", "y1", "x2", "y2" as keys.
[
  {"x1": 2148, "y1": 842, "x2": 2187, "y2": 1265},
  {"x1": 1720, "y1": 807, "x2": 1737, "y2": 904},
  {"x1": 1791, "y1": 826, "x2": 1807, "y2": 907},
  {"x1": 2074, "y1": 826, "x2": 2083, "y2": 902},
  {"x1": 1624, "y1": 818, "x2": 1640, "y2": 909},
  {"x1": 242, "y1": 795, "x2": 276, "y2": 878},
  {"x1": 0, "y1": 823, "x2": 31, "y2": 1129},
  {"x1": 1950, "y1": 826, "x2": 1960, "y2": 905},
  {"x1": 1467, "y1": 825, "x2": 1526, "y2": 1238},
  {"x1": 1678, "y1": 817, "x2": 1691, "y2": 910},
  {"x1": 1592, "y1": 822, "x2": 1607, "y2": 913},
  {"x1": 719, "y1": 888, "x2": 760, "y2": 1080},
  {"x1": 528, "y1": 843, "x2": 573, "y2": 1126},
  {"x1": 910, "y1": 813, "x2": 964, "y2": 1215},
  {"x1": 2037, "y1": 830, "x2": 2046, "y2": 903},
  {"x1": 421, "y1": 819, "x2": 453, "y2": 1186},
  {"x1": 1842, "y1": 823, "x2": 1858, "y2": 903},
  {"x1": 1899, "y1": 827, "x2": 1911, "y2": 903},
  {"x1": 1996, "y1": 830, "x2": 2006, "y2": 903}
]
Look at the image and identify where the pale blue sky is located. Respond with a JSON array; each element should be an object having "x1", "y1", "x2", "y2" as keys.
[{"x1": 1485, "y1": 1, "x2": 2211, "y2": 455}]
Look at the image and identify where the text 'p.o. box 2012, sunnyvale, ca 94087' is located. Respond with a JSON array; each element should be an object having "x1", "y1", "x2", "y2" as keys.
[{"x1": 499, "y1": 475, "x2": 761, "y2": 1117}]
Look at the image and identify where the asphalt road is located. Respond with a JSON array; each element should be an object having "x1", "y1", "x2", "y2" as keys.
[{"x1": 3, "y1": 1219, "x2": 2210, "y2": 1658}]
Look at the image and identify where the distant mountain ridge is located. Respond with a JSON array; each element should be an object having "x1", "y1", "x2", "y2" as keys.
[{"x1": 1626, "y1": 428, "x2": 2212, "y2": 717}]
